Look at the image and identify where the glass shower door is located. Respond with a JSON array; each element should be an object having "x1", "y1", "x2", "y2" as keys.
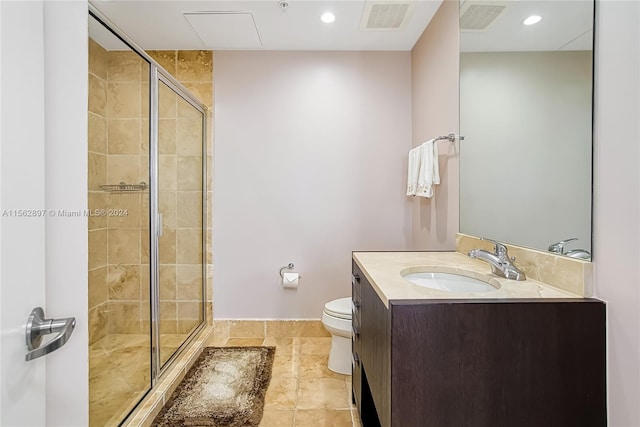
[
  {"x1": 89, "y1": 7, "x2": 209, "y2": 425},
  {"x1": 156, "y1": 78, "x2": 205, "y2": 368},
  {"x1": 88, "y1": 13, "x2": 152, "y2": 426}
]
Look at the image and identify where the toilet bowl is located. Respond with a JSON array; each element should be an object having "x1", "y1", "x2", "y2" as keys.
[{"x1": 321, "y1": 297, "x2": 352, "y2": 375}]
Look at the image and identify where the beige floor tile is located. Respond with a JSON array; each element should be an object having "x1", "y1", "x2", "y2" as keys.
[
  {"x1": 260, "y1": 410, "x2": 295, "y2": 427},
  {"x1": 89, "y1": 352, "x2": 111, "y2": 380},
  {"x1": 211, "y1": 320, "x2": 230, "y2": 338},
  {"x1": 90, "y1": 374, "x2": 137, "y2": 426},
  {"x1": 296, "y1": 378, "x2": 351, "y2": 410},
  {"x1": 160, "y1": 333, "x2": 190, "y2": 347},
  {"x1": 90, "y1": 334, "x2": 154, "y2": 426},
  {"x1": 344, "y1": 377, "x2": 354, "y2": 397},
  {"x1": 92, "y1": 326, "x2": 361, "y2": 426},
  {"x1": 205, "y1": 336, "x2": 229, "y2": 347},
  {"x1": 272, "y1": 354, "x2": 300, "y2": 379},
  {"x1": 90, "y1": 367, "x2": 131, "y2": 401},
  {"x1": 266, "y1": 320, "x2": 329, "y2": 338},
  {"x1": 298, "y1": 321, "x2": 331, "y2": 337},
  {"x1": 109, "y1": 346, "x2": 149, "y2": 370},
  {"x1": 160, "y1": 346, "x2": 179, "y2": 366},
  {"x1": 229, "y1": 320, "x2": 265, "y2": 338},
  {"x1": 89, "y1": 341, "x2": 108, "y2": 358},
  {"x1": 294, "y1": 409, "x2": 353, "y2": 427},
  {"x1": 264, "y1": 377, "x2": 299, "y2": 410},
  {"x1": 104, "y1": 391, "x2": 145, "y2": 427},
  {"x1": 299, "y1": 337, "x2": 331, "y2": 355},
  {"x1": 299, "y1": 354, "x2": 345, "y2": 380},
  {"x1": 264, "y1": 337, "x2": 300, "y2": 357},
  {"x1": 224, "y1": 337, "x2": 265, "y2": 346},
  {"x1": 90, "y1": 394, "x2": 130, "y2": 427}
]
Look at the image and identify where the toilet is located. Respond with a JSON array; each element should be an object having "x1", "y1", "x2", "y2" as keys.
[{"x1": 321, "y1": 297, "x2": 352, "y2": 375}]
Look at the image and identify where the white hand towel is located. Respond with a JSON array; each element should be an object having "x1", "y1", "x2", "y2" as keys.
[
  {"x1": 406, "y1": 145, "x2": 422, "y2": 196},
  {"x1": 416, "y1": 139, "x2": 440, "y2": 198}
]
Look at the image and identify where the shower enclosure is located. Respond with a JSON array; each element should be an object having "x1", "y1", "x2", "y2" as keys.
[{"x1": 87, "y1": 8, "x2": 208, "y2": 426}]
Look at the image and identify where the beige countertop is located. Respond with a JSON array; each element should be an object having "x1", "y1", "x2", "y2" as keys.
[{"x1": 353, "y1": 251, "x2": 582, "y2": 308}]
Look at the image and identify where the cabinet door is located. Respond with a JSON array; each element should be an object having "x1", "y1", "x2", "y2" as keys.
[
  {"x1": 390, "y1": 300, "x2": 606, "y2": 427},
  {"x1": 359, "y1": 274, "x2": 391, "y2": 427},
  {"x1": 351, "y1": 261, "x2": 362, "y2": 409}
]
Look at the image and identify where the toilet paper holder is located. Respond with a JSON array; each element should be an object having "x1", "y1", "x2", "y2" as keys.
[{"x1": 279, "y1": 263, "x2": 301, "y2": 278}]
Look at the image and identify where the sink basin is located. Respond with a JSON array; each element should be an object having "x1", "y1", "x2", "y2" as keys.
[{"x1": 401, "y1": 272, "x2": 497, "y2": 293}]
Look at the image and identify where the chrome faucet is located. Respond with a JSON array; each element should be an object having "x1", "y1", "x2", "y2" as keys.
[
  {"x1": 548, "y1": 238, "x2": 591, "y2": 260},
  {"x1": 468, "y1": 238, "x2": 526, "y2": 281},
  {"x1": 548, "y1": 238, "x2": 578, "y2": 254}
]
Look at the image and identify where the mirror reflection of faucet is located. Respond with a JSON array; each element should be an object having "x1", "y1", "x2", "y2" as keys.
[
  {"x1": 468, "y1": 238, "x2": 526, "y2": 281},
  {"x1": 548, "y1": 238, "x2": 592, "y2": 260}
]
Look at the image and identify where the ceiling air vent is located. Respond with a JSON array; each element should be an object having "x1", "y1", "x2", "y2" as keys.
[
  {"x1": 360, "y1": 1, "x2": 416, "y2": 32},
  {"x1": 460, "y1": 2, "x2": 507, "y2": 31}
]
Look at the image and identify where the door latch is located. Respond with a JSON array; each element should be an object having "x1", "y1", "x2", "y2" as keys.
[{"x1": 25, "y1": 307, "x2": 75, "y2": 361}]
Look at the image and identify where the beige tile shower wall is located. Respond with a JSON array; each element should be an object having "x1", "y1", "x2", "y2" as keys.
[
  {"x1": 88, "y1": 38, "x2": 109, "y2": 345},
  {"x1": 147, "y1": 50, "x2": 213, "y2": 332},
  {"x1": 88, "y1": 44, "x2": 213, "y2": 340},
  {"x1": 106, "y1": 48, "x2": 150, "y2": 335}
]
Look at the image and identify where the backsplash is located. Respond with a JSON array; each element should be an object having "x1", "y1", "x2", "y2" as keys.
[{"x1": 456, "y1": 233, "x2": 592, "y2": 297}]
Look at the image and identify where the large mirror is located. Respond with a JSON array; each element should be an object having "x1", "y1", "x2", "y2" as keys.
[{"x1": 459, "y1": 0, "x2": 594, "y2": 259}]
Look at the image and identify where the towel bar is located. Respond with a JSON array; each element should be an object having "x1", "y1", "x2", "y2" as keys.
[{"x1": 436, "y1": 133, "x2": 464, "y2": 142}]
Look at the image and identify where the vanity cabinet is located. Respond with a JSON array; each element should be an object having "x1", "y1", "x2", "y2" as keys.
[
  {"x1": 352, "y1": 260, "x2": 606, "y2": 427},
  {"x1": 352, "y1": 261, "x2": 390, "y2": 427}
]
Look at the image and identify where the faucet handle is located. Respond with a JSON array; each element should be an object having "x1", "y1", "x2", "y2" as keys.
[
  {"x1": 480, "y1": 237, "x2": 508, "y2": 256},
  {"x1": 548, "y1": 238, "x2": 578, "y2": 254}
]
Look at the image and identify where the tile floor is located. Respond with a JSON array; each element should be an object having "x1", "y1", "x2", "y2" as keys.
[
  {"x1": 91, "y1": 323, "x2": 360, "y2": 427},
  {"x1": 205, "y1": 335, "x2": 360, "y2": 427}
]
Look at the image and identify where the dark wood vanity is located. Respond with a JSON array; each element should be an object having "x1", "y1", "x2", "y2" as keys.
[{"x1": 351, "y1": 259, "x2": 606, "y2": 427}]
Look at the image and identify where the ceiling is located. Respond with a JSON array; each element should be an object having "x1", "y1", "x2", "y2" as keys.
[
  {"x1": 460, "y1": 0, "x2": 594, "y2": 52},
  {"x1": 90, "y1": 0, "x2": 443, "y2": 51},
  {"x1": 90, "y1": 0, "x2": 594, "y2": 52}
]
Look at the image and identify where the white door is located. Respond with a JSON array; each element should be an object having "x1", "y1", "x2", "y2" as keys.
[{"x1": 1, "y1": 1, "x2": 88, "y2": 426}]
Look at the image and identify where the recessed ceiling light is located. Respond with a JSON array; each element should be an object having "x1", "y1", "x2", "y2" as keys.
[
  {"x1": 321, "y1": 12, "x2": 336, "y2": 24},
  {"x1": 523, "y1": 15, "x2": 542, "y2": 26}
]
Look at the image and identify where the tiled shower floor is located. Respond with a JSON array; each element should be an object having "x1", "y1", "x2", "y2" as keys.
[{"x1": 89, "y1": 334, "x2": 186, "y2": 426}]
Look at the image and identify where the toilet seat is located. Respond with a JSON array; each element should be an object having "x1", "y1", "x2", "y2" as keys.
[{"x1": 323, "y1": 297, "x2": 352, "y2": 320}]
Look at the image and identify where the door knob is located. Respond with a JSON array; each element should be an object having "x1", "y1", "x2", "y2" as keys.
[{"x1": 25, "y1": 307, "x2": 75, "y2": 361}]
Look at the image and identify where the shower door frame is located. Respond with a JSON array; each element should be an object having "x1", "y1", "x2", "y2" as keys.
[
  {"x1": 89, "y1": 3, "x2": 208, "y2": 390},
  {"x1": 150, "y1": 71, "x2": 209, "y2": 378}
]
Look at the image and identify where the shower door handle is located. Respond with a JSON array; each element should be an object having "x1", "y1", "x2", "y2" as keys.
[
  {"x1": 157, "y1": 212, "x2": 163, "y2": 237},
  {"x1": 25, "y1": 307, "x2": 76, "y2": 361}
]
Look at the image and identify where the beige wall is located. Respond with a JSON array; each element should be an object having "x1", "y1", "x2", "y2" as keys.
[
  {"x1": 410, "y1": 0, "x2": 460, "y2": 250},
  {"x1": 593, "y1": 1, "x2": 640, "y2": 425},
  {"x1": 213, "y1": 51, "x2": 412, "y2": 318},
  {"x1": 87, "y1": 41, "x2": 213, "y2": 344}
]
